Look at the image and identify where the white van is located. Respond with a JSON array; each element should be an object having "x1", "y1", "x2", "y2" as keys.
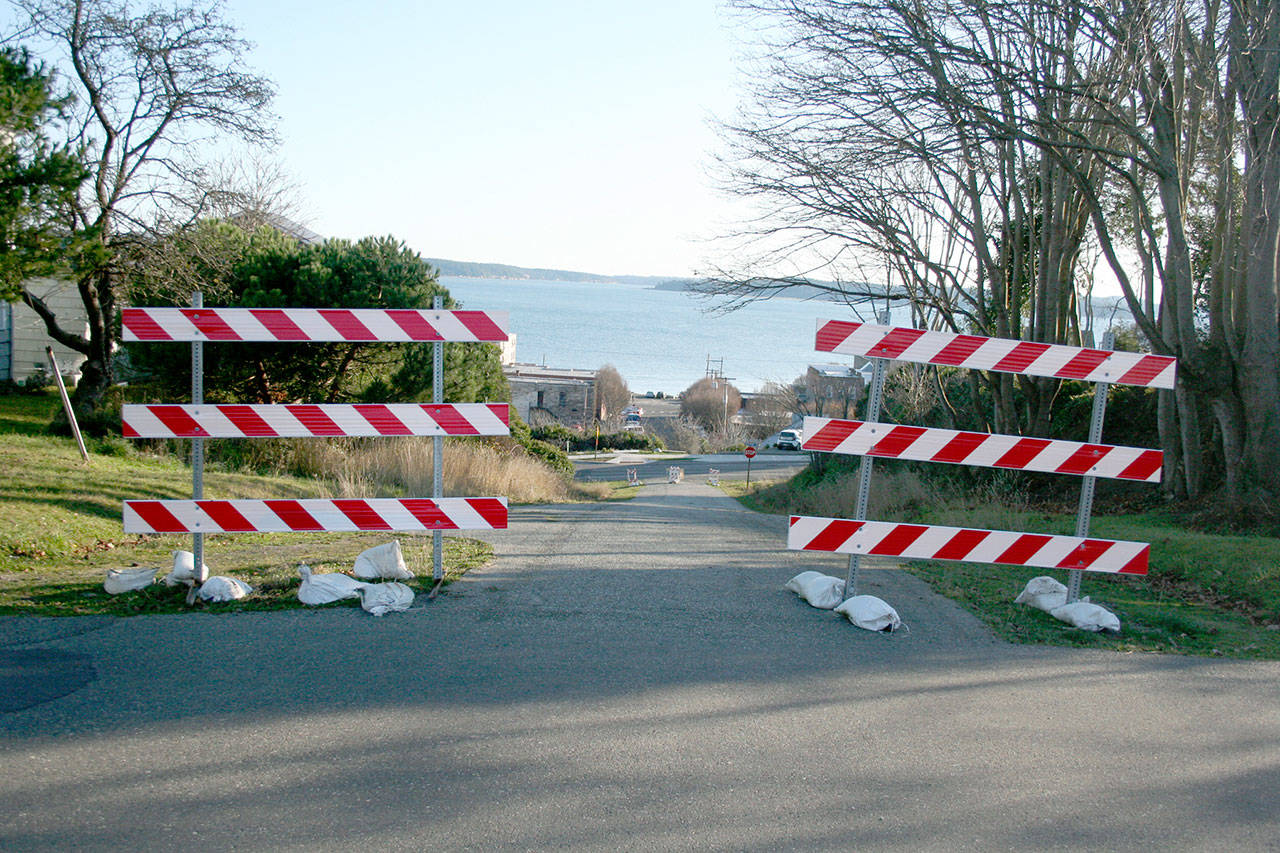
[{"x1": 776, "y1": 429, "x2": 802, "y2": 450}]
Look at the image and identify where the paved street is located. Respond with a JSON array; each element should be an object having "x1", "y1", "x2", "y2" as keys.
[{"x1": 2, "y1": 481, "x2": 1278, "y2": 850}]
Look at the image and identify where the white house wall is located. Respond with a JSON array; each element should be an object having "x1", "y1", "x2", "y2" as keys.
[{"x1": 5, "y1": 278, "x2": 88, "y2": 382}]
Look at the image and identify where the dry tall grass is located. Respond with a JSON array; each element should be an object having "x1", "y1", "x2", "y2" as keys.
[{"x1": 252, "y1": 437, "x2": 599, "y2": 502}]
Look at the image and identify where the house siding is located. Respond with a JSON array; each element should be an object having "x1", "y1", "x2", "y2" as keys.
[{"x1": 3, "y1": 278, "x2": 88, "y2": 383}]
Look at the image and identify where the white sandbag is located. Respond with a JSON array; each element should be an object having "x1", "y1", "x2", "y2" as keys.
[
  {"x1": 196, "y1": 575, "x2": 253, "y2": 602},
  {"x1": 104, "y1": 567, "x2": 157, "y2": 594},
  {"x1": 1049, "y1": 601, "x2": 1121, "y2": 633},
  {"x1": 785, "y1": 571, "x2": 846, "y2": 610},
  {"x1": 164, "y1": 550, "x2": 209, "y2": 586},
  {"x1": 352, "y1": 540, "x2": 413, "y2": 580},
  {"x1": 357, "y1": 582, "x2": 415, "y2": 616},
  {"x1": 1014, "y1": 575, "x2": 1068, "y2": 612},
  {"x1": 296, "y1": 563, "x2": 368, "y2": 605},
  {"x1": 834, "y1": 594, "x2": 903, "y2": 632}
]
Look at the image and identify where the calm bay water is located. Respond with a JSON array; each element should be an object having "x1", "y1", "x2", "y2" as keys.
[{"x1": 441, "y1": 276, "x2": 896, "y2": 395}]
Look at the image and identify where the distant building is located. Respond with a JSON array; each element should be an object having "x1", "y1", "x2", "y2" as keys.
[
  {"x1": 1, "y1": 278, "x2": 88, "y2": 384},
  {"x1": 504, "y1": 363, "x2": 600, "y2": 428}
]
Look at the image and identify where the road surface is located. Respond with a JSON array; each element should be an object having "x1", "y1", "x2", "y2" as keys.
[{"x1": 2, "y1": 481, "x2": 1278, "y2": 850}]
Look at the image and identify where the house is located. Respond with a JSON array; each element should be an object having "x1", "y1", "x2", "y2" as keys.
[
  {"x1": 1, "y1": 278, "x2": 88, "y2": 384},
  {"x1": 504, "y1": 363, "x2": 600, "y2": 428}
]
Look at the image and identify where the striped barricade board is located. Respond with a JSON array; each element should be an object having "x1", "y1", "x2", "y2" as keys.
[
  {"x1": 815, "y1": 320, "x2": 1176, "y2": 389},
  {"x1": 124, "y1": 497, "x2": 508, "y2": 534},
  {"x1": 801, "y1": 416, "x2": 1162, "y2": 482},
  {"x1": 122, "y1": 307, "x2": 509, "y2": 342},
  {"x1": 123, "y1": 403, "x2": 510, "y2": 438},
  {"x1": 787, "y1": 515, "x2": 1149, "y2": 575}
]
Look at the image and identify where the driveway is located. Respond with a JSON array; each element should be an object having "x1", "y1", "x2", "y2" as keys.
[{"x1": 2, "y1": 482, "x2": 1278, "y2": 850}]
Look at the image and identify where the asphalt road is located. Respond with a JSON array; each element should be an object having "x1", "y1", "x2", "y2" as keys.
[
  {"x1": 574, "y1": 450, "x2": 810, "y2": 483},
  {"x1": 2, "y1": 482, "x2": 1279, "y2": 851}
]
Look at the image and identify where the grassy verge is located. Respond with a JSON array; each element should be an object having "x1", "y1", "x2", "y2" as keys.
[
  {"x1": 0, "y1": 393, "x2": 499, "y2": 616},
  {"x1": 723, "y1": 472, "x2": 1280, "y2": 659}
]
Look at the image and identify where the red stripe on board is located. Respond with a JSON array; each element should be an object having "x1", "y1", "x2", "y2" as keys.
[
  {"x1": 318, "y1": 309, "x2": 375, "y2": 340},
  {"x1": 994, "y1": 437, "x2": 1052, "y2": 470},
  {"x1": 354, "y1": 404, "x2": 412, "y2": 435},
  {"x1": 149, "y1": 406, "x2": 205, "y2": 437},
  {"x1": 455, "y1": 310, "x2": 508, "y2": 341},
  {"x1": 995, "y1": 533, "x2": 1053, "y2": 565},
  {"x1": 333, "y1": 499, "x2": 393, "y2": 531},
  {"x1": 867, "y1": 523, "x2": 929, "y2": 555},
  {"x1": 197, "y1": 500, "x2": 255, "y2": 532},
  {"x1": 387, "y1": 310, "x2": 443, "y2": 341},
  {"x1": 401, "y1": 499, "x2": 459, "y2": 530},
  {"x1": 870, "y1": 425, "x2": 928, "y2": 458},
  {"x1": 934, "y1": 431, "x2": 988, "y2": 464},
  {"x1": 185, "y1": 308, "x2": 240, "y2": 341},
  {"x1": 805, "y1": 518, "x2": 865, "y2": 552},
  {"x1": 1118, "y1": 450, "x2": 1163, "y2": 482},
  {"x1": 290, "y1": 405, "x2": 344, "y2": 436},
  {"x1": 931, "y1": 335, "x2": 986, "y2": 366},
  {"x1": 221, "y1": 405, "x2": 278, "y2": 437},
  {"x1": 468, "y1": 498, "x2": 509, "y2": 528},
  {"x1": 121, "y1": 309, "x2": 172, "y2": 341},
  {"x1": 423, "y1": 404, "x2": 478, "y2": 435},
  {"x1": 264, "y1": 500, "x2": 324, "y2": 531},
  {"x1": 1119, "y1": 547, "x2": 1150, "y2": 575},
  {"x1": 815, "y1": 320, "x2": 860, "y2": 352},
  {"x1": 869, "y1": 327, "x2": 926, "y2": 359},
  {"x1": 804, "y1": 419, "x2": 859, "y2": 452},
  {"x1": 933, "y1": 528, "x2": 991, "y2": 561},
  {"x1": 1057, "y1": 349, "x2": 1111, "y2": 380},
  {"x1": 122, "y1": 422, "x2": 139, "y2": 438},
  {"x1": 1056, "y1": 539, "x2": 1116, "y2": 570},
  {"x1": 250, "y1": 309, "x2": 307, "y2": 340},
  {"x1": 1056, "y1": 444, "x2": 1110, "y2": 476},
  {"x1": 1117, "y1": 355, "x2": 1176, "y2": 387},
  {"x1": 993, "y1": 341, "x2": 1051, "y2": 373},
  {"x1": 487, "y1": 403, "x2": 510, "y2": 427},
  {"x1": 126, "y1": 501, "x2": 186, "y2": 532}
]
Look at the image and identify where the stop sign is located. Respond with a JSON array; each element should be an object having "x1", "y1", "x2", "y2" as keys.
[{"x1": 744, "y1": 445, "x2": 757, "y2": 459}]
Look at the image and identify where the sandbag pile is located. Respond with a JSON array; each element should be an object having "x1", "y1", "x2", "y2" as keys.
[
  {"x1": 1014, "y1": 576, "x2": 1121, "y2": 632},
  {"x1": 784, "y1": 572, "x2": 904, "y2": 632}
]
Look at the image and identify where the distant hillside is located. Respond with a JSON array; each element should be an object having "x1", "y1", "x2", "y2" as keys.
[{"x1": 426, "y1": 257, "x2": 694, "y2": 287}]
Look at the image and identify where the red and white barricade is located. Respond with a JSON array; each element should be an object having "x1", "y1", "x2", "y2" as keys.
[
  {"x1": 791, "y1": 320, "x2": 1174, "y2": 613},
  {"x1": 124, "y1": 498, "x2": 508, "y2": 534},
  {"x1": 122, "y1": 307, "x2": 509, "y2": 342},
  {"x1": 123, "y1": 403, "x2": 510, "y2": 438},
  {"x1": 788, "y1": 515, "x2": 1148, "y2": 575},
  {"x1": 815, "y1": 320, "x2": 1175, "y2": 388},
  {"x1": 802, "y1": 416, "x2": 1162, "y2": 482}
]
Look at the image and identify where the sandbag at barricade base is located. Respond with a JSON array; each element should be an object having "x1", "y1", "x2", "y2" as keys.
[
  {"x1": 352, "y1": 540, "x2": 413, "y2": 580},
  {"x1": 297, "y1": 563, "x2": 368, "y2": 605},
  {"x1": 1049, "y1": 601, "x2": 1121, "y2": 633},
  {"x1": 357, "y1": 582, "x2": 415, "y2": 615},
  {"x1": 104, "y1": 567, "x2": 157, "y2": 594},
  {"x1": 785, "y1": 571, "x2": 846, "y2": 610},
  {"x1": 164, "y1": 550, "x2": 209, "y2": 586},
  {"x1": 835, "y1": 595, "x2": 903, "y2": 632},
  {"x1": 1013, "y1": 576, "x2": 1069, "y2": 613},
  {"x1": 197, "y1": 576, "x2": 253, "y2": 602}
]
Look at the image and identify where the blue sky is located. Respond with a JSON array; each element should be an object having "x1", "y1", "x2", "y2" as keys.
[{"x1": 222, "y1": 0, "x2": 750, "y2": 277}]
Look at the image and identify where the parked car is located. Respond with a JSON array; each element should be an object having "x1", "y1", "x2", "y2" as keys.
[{"x1": 776, "y1": 428, "x2": 802, "y2": 450}]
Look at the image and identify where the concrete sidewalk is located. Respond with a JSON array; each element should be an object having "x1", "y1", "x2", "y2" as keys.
[{"x1": 2, "y1": 482, "x2": 1278, "y2": 850}]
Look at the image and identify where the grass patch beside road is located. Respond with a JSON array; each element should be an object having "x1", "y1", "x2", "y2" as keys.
[
  {"x1": 0, "y1": 393, "x2": 500, "y2": 616},
  {"x1": 724, "y1": 470, "x2": 1280, "y2": 659}
]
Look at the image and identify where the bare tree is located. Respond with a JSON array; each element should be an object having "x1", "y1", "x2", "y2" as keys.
[
  {"x1": 714, "y1": 0, "x2": 1280, "y2": 514},
  {"x1": 7, "y1": 0, "x2": 276, "y2": 416},
  {"x1": 594, "y1": 364, "x2": 631, "y2": 425},
  {"x1": 680, "y1": 376, "x2": 742, "y2": 432}
]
